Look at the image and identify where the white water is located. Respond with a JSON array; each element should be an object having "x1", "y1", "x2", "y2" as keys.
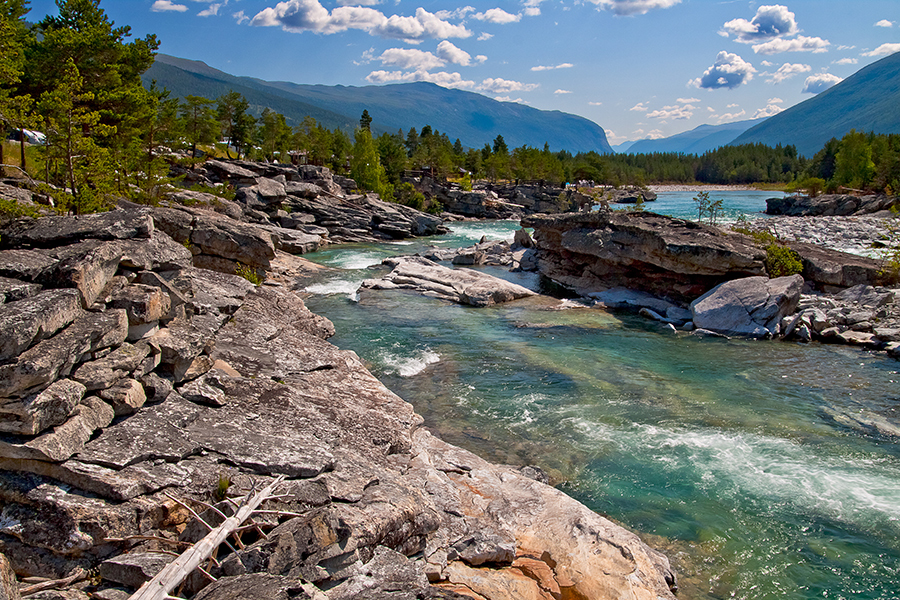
[{"x1": 377, "y1": 345, "x2": 441, "y2": 377}]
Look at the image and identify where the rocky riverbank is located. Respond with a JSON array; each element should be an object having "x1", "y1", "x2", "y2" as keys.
[{"x1": 0, "y1": 167, "x2": 678, "y2": 600}]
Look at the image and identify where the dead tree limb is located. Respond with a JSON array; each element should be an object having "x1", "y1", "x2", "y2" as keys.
[{"x1": 128, "y1": 476, "x2": 285, "y2": 600}]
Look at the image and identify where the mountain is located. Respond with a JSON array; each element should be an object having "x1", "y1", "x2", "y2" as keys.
[
  {"x1": 144, "y1": 54, "x2": 613, "y2": 154},
  {"x1": 611, "y1": 141, "x2": 636, "y2": 153},
  {"x1": 731, "y1": 51, "x2": 900, "y2": 157},
  {"x1": 625, "y1": 118, "x2": 765, "y2": 155}
]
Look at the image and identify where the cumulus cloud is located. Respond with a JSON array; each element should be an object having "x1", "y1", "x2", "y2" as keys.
[
  {"x1": 378, "y1": 48, "x2": 444, "y2": 70},
  {"x1": 251, "y1": 1, "x2": 471, "y2": 42},
  {"x1": 834, "y1": 57, "x2": 858, "y2": 65},
  {"x1": 152, "y1": 0, "x2": 188, "y2": 12},
  {"x1": 531, "y1": 63, "x2": 574, "y2": 71},
  {"x1": 494, "y1": 96, "x2": 524, "y2": 103},
  {"x1": 629, "y1": 102, "x2": 649, "y2": 112},
  {"x1": 233, "y1": 10, "x2": 250, "y2": 24},
  {"x1": 473, "y1": 8, "x2": 521, "y2": 24},
  {"x1": 766, "y1": 62, "x2": 811, "y2": 83},
  {"x1": 436, "y1": 41, "x2": 472, "y2": 65},
  {"x1": 875, "y1": 19, "x2": 895, "y2": 28},
  {"x1": 715, "y1": 109, "x2": 747, "y2": 122},
  {"x1": 722, "y1": 5, "x2": 799, "y2": 42},
  {"x1": 752, "y1": 35, "x2": 830, "y2": 54},
  {"x1": 586, "y1": 0, "x2": 681, "y2": 16},
  {"x1": 554, "y1": 89, "x2": 572, "y2": 94},
  {"x1": 477, "y1": 32, "x2": 493, "y2": 41},
  {"x1": 435, "y1": 7, "x2": 475, "y2": 20},
  {"x1": 676, "y1": 97, "x2": 700, "y2": 103},
  {"x1": 753, "y1": 102, "x2": 784, "y2": 118},
  {"x1": 645, "y1": 129, "x2": 666, "y2": 139},
  {"x1": 802, "y1": 73, "x2": 843, "y2": 94},
  {"x1": 862, "y1": 43, "x2": 900, "y2": 57},
  {"x1": 198, "y1": 2, "x2": 223, "y2": 17},
  {"x1": 647, "y1": 103, "x2": 696, "y2": 120},
  {"x1": 365, "y1": 69, "x2": 475, "y2": 89},
  {"x1": 479, "y1": 78, "x2": 539, "y2": 93},
  {"x1": 690, "y1": 51, "x2": 756, "y2": 89},
  {"x1": 589, "y1": 101, "x2": 603, "y2": 106}
]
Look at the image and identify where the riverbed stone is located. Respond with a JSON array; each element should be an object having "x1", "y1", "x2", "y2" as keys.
[
  {"x1": 98, "y1": 378, "x2": 146, "y2": 416},
  {"x1": 0, "y1": 210, "x2": 153, "y2": 248},
  {"x1": 99, "y1": 552, "x2": 170, "y2": 589}
]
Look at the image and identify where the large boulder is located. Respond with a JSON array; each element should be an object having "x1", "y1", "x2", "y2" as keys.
[
  {"x1": 522, "y1": 211, "x2": 766, "y2": 302},
  {"x1": 0, "y1": 210, "x2": 153, "y2": 249},
  {"x1": 766, "y1": 193, "x2": 898, "y2": 216},
  {"x1": 690, "y1": 275, "x2": 804, "y2": 338}
]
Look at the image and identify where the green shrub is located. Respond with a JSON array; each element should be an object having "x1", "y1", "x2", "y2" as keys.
[
  {"x1": 731, "y1": 225, "x2": 777, "y2": 245},
  {"x1": 764, "y1": 243, "x2": 803, "y2": 277},
  {"x1": 235, "y1": 263, "x2": 263, "y2": 285}
]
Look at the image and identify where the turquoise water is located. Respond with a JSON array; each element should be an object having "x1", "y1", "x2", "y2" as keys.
[
  {"x1": 648, "y1": 190, "x2": 777, "y2": 221},
  {"x1": 299, "y1": 198, "x2": 900, "y2": 600}
]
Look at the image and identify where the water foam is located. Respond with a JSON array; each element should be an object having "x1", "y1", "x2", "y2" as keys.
[
  {"x1": 379, "y1": 347, "x2": 440, "y2": 377},
  {"x1": 331, "y1": 252, "x2": 385, "y2": 270},
  {"x1": 304, "y1": 279, "x2": 362, "y2": 300},
  {"x1": 573, "y1": 419, "x2": 900, "y2": 533}
]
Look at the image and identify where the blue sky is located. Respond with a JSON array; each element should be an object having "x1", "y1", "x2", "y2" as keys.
[{"x1": 27, "y1": 0, "x2": 900, "y2": 147}]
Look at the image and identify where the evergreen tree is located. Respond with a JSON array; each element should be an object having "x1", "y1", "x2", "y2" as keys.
[
  {"x1": 359, "y1": 109, "x2": 372, "y2": 132},
  {"x1": 351, "y1": 127, "x2": 391, "y2": 198},
  {"x1": 216, "y1": 91, "x2": 255, "y2": 159},
  {"x1": 179, "y1": 94, "x2": 217, "y2": 162}
]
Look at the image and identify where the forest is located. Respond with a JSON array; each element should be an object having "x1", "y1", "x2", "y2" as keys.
[{"x1": 1, "y1": 0, "x2": 899, "y2": 216}]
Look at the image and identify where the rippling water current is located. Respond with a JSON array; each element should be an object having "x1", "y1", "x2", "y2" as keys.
[{"x1": 299, "y1": 194, "x2": 900, "y2": 600}]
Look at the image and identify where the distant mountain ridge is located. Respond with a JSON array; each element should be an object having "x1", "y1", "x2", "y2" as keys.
[
  {"x1": 626, "y1": 118, "x2": 765, "y2": 155},
  {"x1": 144, "y1": 54, "x2": 613, "y2": 154},
  {"x1": 731, "y1": 51, "x2": 900, "y2": 157}
]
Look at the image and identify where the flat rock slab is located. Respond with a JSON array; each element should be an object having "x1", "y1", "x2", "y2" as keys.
[
  {"x1": 359, "y1": 256, "x2": 536, "y2": 307},
  {"x1": 0, "y1": 210, "x2": 153, "y2": 249}
]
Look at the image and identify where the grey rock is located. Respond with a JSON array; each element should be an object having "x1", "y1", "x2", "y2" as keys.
[
  {"x1": 0, "y1": 289, "x2": 82, "y2": 361},
  {"x1": 41, "y1": 241, "x2": 123, "y2": 308},
  {"x1": 451, "y1": 532, "x2": 516, "y2": 566},
  {"x1": 72, "y1": 342, "x2": 150, "y2": 391},
  {"x1": 0, "y1": 309, "x2": 128, "y2": 399},
  {"x1": 359, "y1": 256, "x2": 535, "y2": 307},
  {"x1": 0, "y1": 210, "x2": 153, "y2": 248},
  {"x1": 98, "y1": 379, "x2": 146, "y2": 416},
  {"x1": 115, "y1": 230, "x2": 192, "y2": 271},
  {"x1": 0, "y1": 276, "x2": 41, "y2": 304},
  {"x1": 178, "y1": 371, "x2": 227, "y2": 407},
  {"x1": 0, "y1": 379, "x2": 86, "y2": 436},
  {"x1": 0, "y1": 249, "x2": 58, "y2": 282},
  {"x1": 99, "y1": 552, "x2": 171, "y2": 589},
  {"x1": 139, "y1": 372, "x2": 173, "y2": 404},
  {"x1": 193, "y1": 573, "x2": 323, "y2": 600},
  {"x1": 0, "y1": 396, "x2": 114, "y2": 462},
  {"x1": 108, "y1": 284, "x2": 171, "y2": 326},
  {"x1": 691, "y1": 275, "x2": 804, "y2": 338},
  {"x1": 257, "y1": 178, "x2": 287, "y2": 201}
]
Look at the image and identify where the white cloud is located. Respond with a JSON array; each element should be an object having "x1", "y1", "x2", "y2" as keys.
[
  {"x1": 554, "y1": 89, "x2": 572, "y2": 94},
  {"x1": 647, "y1": 103, "x2": 696, "y2": 120},
  {"x1": 251, "y1": 2, "x2": 471, "y2": 42},
  {"x1": 586, "y1": 0, "x2": 681, "y2": 16},
  {"x1": 722, "y1": 5, "x2": 799, "y2": 43},
  {"x1": 862, "y1": 43, "x2": 900, "y2": 57},
  {"x1": 473, "y1": 8, "x2": 521, "y2": 24},
  {"x1": 875, "y1": 19, "x2": 895, "y2": 28},
  {"x1": 435, "y1": 7, "x2": 475, "y2": 20},
  {"x1": 768, "y1": 97, "x2": 783, "y2": 104},
  {"x1": 766, "y1": 62, "x2": 811, "y2": 83},
  {"x1": 436, "y1": 41, "x2": 472, "y2": 66},
  {"x1": 523, "y1": 7, "x2": 541, "y2": 16},
  {"x1": 802, "y1": 72, "x2": 843, "y2": 93},
  {"x1": 837, "y1": 44, "x2": 856, "y2": 51},
  {"x1": 475, "y1": 55, "x2": 488, "y2": 63},
  {"x1": 365, "y1": 69, "x2": 475, "y2": 89},
  {"x1": 727, "y1": 103, "x2": 739, "y2": 108},
  {"x1": 477, "y1": 32, "x2": 493, "y2": 41},
  {"x1": 378, "y1": 48, "x2": 445, "y2": 70},
  {"x1": 676, "y1": 97, "x2": 700, "y2": 103},
  {"x1": 715, "y1": 109, "x2": 746, "y2": 122},
  {"x1": 152, "y1": 0, "x2": 188, "y2": 12},
  {"x1": 629, "y1": 102, "x2": 649, "y2": 112},
  {"x1": 494, "y1": 96, "x2": 524, "y2": 103},
  {"x1": 690, "y1": 51, "x2": 756, "y2": 89},
  {"x1": 834, "y1": 57, "x2": 858, "y2": 65},
  {"x1": 646, "y1": 129, "x2": 665, "y2": 139},
  {"x1": 531, "y1": 63, "x2": 574, "y2": 71},
  {"x1": 589, "y1": 101, "x2": 603, "y2": 106},
  {"x1": 233, "y1": 10, "x2": 249, "y2": 24},
  {"x1": 479, "y1": 78, "x2": 539, "y2": 93},
  {"x1": 198, "y1": 2, "x2": 222, "y2": 17},
  {"x1": 753, "y1": 103, "x2": 784, "y2": 118},
  {"x1": 752, "y1": 35, "x2": 830, "y2": 54}
]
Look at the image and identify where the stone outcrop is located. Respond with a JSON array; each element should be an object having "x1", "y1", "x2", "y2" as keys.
[
  {"x1": 0, "y1": 210, "x2": 676, "y2": 600},
  {"x1": 690, "y1": 275, "x2": 804, "y2": 338},
  {"x1": 766, "y1": 193, "x2": 899, "y2": 216},
  {"x1": 522, "y1": 211, "x2": 767, "y2": 303},
  {"x1": 359, "y1": 256, "x2": 537, "y2": 307}
]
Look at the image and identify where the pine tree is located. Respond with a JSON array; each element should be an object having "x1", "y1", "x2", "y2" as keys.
[{"x1": 351, "y1": 127, "x2": 391, "y2": 199}]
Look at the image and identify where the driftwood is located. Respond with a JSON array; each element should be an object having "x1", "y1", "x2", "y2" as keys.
[
  {"x1": 128, "y1": 476, "x2": 285, "y2": 600},
  {"x1": 20, "y1": 568, "x2": 89, "y2": 597}
]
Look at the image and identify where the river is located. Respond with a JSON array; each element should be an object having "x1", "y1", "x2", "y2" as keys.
[{"x1": 298, "y1": 192, "x2": 900, "y2": 600}]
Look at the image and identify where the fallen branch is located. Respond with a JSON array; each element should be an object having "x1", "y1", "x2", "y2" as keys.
[
  {"x1": 128, "y1": 476, "x2": 285, "y2": 600},
  {"x1": 20, "y1": 568, "x2": 89, "y2": 597}
]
